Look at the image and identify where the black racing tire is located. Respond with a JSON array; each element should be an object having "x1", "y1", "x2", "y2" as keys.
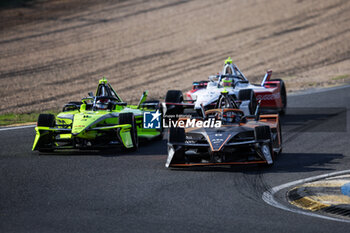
[
  {"x1": 36, "y1": 114, "x2": 55, "y2": 152},
  {"x1": 37, "y1": 114, "x2": 55, "y2": 127},
  {"x1": 168, "y1": 127, "x2": 186, "y2": 163},
  {"x1": 238, "y1": 89, "x2": 257, "y2": 115},
  {"x1": 165, "y1": 90, "x2": 184, "y2": 116},
  {"x1": 119, "y1": 113, "x2": 138, "y2": 151},
  {"x1": 270, "y1": 79, "x2": 287, "y2": 115}
]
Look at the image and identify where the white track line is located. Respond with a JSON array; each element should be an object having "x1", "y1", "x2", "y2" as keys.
[
  {"x1": 0, "y1": 125, "x2": 35, "y2": 131},
  {"x1": 262, "y1": 169, "x2": 350, "y2": 223}
]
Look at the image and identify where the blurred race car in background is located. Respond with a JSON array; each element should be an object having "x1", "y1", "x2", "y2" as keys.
[
  {"x1": 32, "y1": 77, "x2": 162, "y2": 152},
  {"x1": 165, "y1": 57, "x2": 286, "y2": 116},
  {"x1": 166, "y1": 91, "x2": 282, "y2": 168}
]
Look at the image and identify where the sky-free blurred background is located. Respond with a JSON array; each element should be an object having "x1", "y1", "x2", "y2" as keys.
[{"x1": 0, "y1": 0, "x2": 349, "y2": 114}]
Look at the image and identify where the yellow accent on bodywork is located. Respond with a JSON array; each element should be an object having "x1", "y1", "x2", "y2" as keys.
[
  {"x1": 59, "y1": 134, "x2": 71, "y2": 139},
  {"x1": 90, "y1": 124, "x2": 134, "y2": 148},
  {"x1": 99, "y1": 77, "x2": 108, "y2": 84},
  {"x1": 119, "y1": 127, "x2": 133, "y2": 148},
  {"x1": 34, "y1": 126, "x2": 71, "y2": 132},
  {"x1": 91, "y1": 124, "x2": 131, "y2": 131},
  {"x1": 225, "y1": 57, "x2": 232, "y2": 64},
  {"x1": 80, "y1": 104, "x2": 86, "y2": 111},
  {"x1": 222, "y1": 89, "x2": 228, "y2": 93},
  {"x1": 32, "y1": 126, "x2": 71, "y2": 150},
  {"x1": 32, "y1": 127, "x2": 41, "y2": 150}
]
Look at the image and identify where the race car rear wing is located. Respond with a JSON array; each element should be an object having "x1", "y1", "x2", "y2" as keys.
[
  {"x1": 261, "y1": 70, "x2": 272, "y2": 86},
  {"x1": 164, "y1": 99, "x2": 196, "y2": 110},
  {"x1": 164, "y1": 100, "x2": 217, "y2": 107}
]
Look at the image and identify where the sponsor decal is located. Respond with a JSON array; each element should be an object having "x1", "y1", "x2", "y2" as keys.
[
  {"x1": 211, "y1": 138, "x2": 224, "y2": 144},
  {"x1": 256, "y1": 93, "x2": 280, "y2": 101}
]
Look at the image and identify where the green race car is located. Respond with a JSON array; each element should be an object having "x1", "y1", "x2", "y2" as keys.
[{"x1": 32, "y1": 77, "x2": 162, "y2": 152}]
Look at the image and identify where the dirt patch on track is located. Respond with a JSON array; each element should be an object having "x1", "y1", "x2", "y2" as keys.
[{"x1": 0, "y1": 0, "x2": 349, "y2": 114}]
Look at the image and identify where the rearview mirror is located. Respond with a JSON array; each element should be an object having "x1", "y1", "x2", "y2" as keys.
[{"x1": 88, "y1": 92, "x2": 93, "y2": 97}]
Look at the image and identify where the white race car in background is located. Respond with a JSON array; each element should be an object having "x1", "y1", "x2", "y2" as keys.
[{"x1": 165, "y1": 58, "x2": 287, "y2": 116}]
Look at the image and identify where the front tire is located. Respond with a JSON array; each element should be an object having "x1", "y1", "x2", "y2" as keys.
[
  {"x1": 37, "y1": 114, "x2": 55, "y2": 127},
  {"x1": 37, "y1": 114, "x2": 55, "y2": 152}
]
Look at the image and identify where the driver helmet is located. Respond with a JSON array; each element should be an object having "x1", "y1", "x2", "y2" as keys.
[
  {"x1": 222, "y1": 77, "x2": 232, "y2": 87},
  {"x1": 95, "y1": 98, "x2": 110, "y2": 110},
  {"x1": 222, "y1": 111, "x2": 237, "y2": 123}
]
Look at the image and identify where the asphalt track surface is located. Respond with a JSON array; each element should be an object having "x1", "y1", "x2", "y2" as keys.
[{"x1": 1, "y1": 86, "x2": 349, "y2": 233}]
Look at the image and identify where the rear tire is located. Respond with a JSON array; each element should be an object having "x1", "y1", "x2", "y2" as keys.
[
  {"x1": 165, "y1": 90, "x2": 184, "y2": 116},
  {"x1": 270, "y1": 79, "x2": 287, "y2": 115},
  {"x1": 119, "y1": 113, "x2": 138, "y2": 151},
  {"x1": 238, "y1": 89, "x2": 257, "y2": 114}
]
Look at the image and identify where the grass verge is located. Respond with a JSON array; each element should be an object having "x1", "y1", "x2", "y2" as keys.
[
  {"x1": 332, "y1": 74, "x2": 349, "y2": 81},
  {"x1": 0, "y1": 110, "x2": 59, "y2": 126}
]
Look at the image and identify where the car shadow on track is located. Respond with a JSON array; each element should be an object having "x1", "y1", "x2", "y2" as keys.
[
  {"x1": 35, "y1": 138, "x2": 168, "y2": 157},
  {"x1": 168, "y1": 152, "x2": 344, "y2": 173}
]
